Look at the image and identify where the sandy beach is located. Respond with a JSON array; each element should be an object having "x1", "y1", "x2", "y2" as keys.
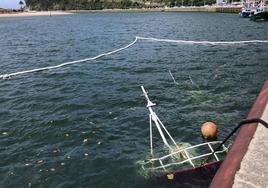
[{"x1": 0, "y1": 11, "x2": 72, "y2": 18}]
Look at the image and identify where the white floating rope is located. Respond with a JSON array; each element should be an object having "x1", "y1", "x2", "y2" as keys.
[
  {"x1": 136, "y1": 36, "x2": 268, "y2": 45},
  {"x1": 0, "y1": 37, "x2": 138, "y2": 79},
  {"x1": 1, "y1": 36, "x2": 268, "y2": 79}
]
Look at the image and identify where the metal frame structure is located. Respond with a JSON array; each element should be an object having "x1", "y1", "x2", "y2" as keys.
[{"x1": 142, "y1": 141, "x2": 228, "y2": 171}]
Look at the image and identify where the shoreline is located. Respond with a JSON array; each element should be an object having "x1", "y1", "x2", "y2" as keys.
[
  {"x1": 0, "y1": 11, "x2": 72, "y2": 18},
  {"x1": 0, "y1": 6, "x2": 244, "y2": 17},
  {"x1": 68, "y1": 7, "x2": 213, "y2": 13},
  {"x1": 69, "y1": 6, "x2": 241, "y2": 13}
]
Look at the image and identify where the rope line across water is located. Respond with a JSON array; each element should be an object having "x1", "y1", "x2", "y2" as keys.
[{"x1": 1, "y1": 36, "x2": 268, "y2": 79}]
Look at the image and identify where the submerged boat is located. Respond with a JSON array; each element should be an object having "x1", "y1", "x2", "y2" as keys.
[
  {"x1": 139, "y1": 86, "x2": 229, "y2": 186},
  {"x1": 138, "y1": 86, "x2": 268, "y2": 187}
]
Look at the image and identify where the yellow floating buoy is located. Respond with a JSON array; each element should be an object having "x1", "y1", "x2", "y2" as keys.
[
  {"x1": 201, "y1": 122, "x2": 217, "y2": 139},
  {"x1": 167, "y1": 173, "x2": 174, "y2": 180}
]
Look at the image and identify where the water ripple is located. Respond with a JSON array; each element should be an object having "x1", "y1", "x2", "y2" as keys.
[{"x1": 0, "y1": 12, "x2": 268, "y2": 188}]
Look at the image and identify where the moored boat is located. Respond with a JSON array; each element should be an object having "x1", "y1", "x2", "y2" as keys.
[
  {"x1": 239, "y1": 7, "x2": 253, "y2": 17},
  {"x1": 250, "y1": 5, "x2": 268, "y2": 20},
  {"x1": 239, "y1": 0, "x2": 267, "y2": 19}
]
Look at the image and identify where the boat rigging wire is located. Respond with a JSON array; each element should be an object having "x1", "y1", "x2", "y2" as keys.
[{"x1": 169, "y1": 70, "x2": 179, "y2": 85}]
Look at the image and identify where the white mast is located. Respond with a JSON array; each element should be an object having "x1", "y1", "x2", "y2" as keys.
[{"x1": 141, "y1": 86, "x2": 178, "y2": 156}]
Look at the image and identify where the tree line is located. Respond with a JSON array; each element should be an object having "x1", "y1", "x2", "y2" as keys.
[{"x1": 25, "y1": 0, "x2": 216, "y2": 10}]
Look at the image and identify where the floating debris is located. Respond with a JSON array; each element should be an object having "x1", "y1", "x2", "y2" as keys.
[
  {"x1": 82, "y1": 131, "x2": 87, "y2": 134},
  {"x1": 65, "y1": 133, "x2": 69, "y2": 137},
  {"x1": 84, "y1": 153, "x2": 89, "y2": 156},
  {"x1": 92, "y1": 131, "x2": 96, "y2": 134},
  {"x1": 2, "y1": 132, "x2": 8, "y2": 135},
  {"x1": 60, "y1": 162, "x2": 65, "y2": 166},
  {"x1": 25, "y1": 163, "x2": 30, "y2": 166},
  {"x1": 89, "y1": 122, "x2": 94, "y2": 125},
  {"x1": 83, "y1": 138, "x2": 88, "y2": 143},
  {"x1": 53, "y1": 149, "x2": 60, "y2": 153},
  {"x1": 97, "y1": 141, "x2": 101, "y2": 145},
  {"x1": 113, "y1": 117, "x2": 118, "y2": 120},
  {"x1": 50, "y1": 168, "x2": 56, "y2": 172},
  {"x1": 167, "y1": 174, "x2": 174, "y2": 180},
  {"x1": 109, "y1": 112, "x2": 113, "y2": 115},
  {"x1": 67, "y1": 156, "x2": 71, "y2": 159},
  {"x1": 36, "y1": 160, "x2": 44, "y2": 164}
]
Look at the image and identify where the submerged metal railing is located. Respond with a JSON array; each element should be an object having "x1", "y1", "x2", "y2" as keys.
[{"x1": 142, "y1": 141, "x2": 228, "y2": 171}]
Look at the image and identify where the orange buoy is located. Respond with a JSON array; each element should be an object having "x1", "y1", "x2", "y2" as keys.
[{"x1": 201, "y1": 122, "x2": 217, "y2": 139}]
